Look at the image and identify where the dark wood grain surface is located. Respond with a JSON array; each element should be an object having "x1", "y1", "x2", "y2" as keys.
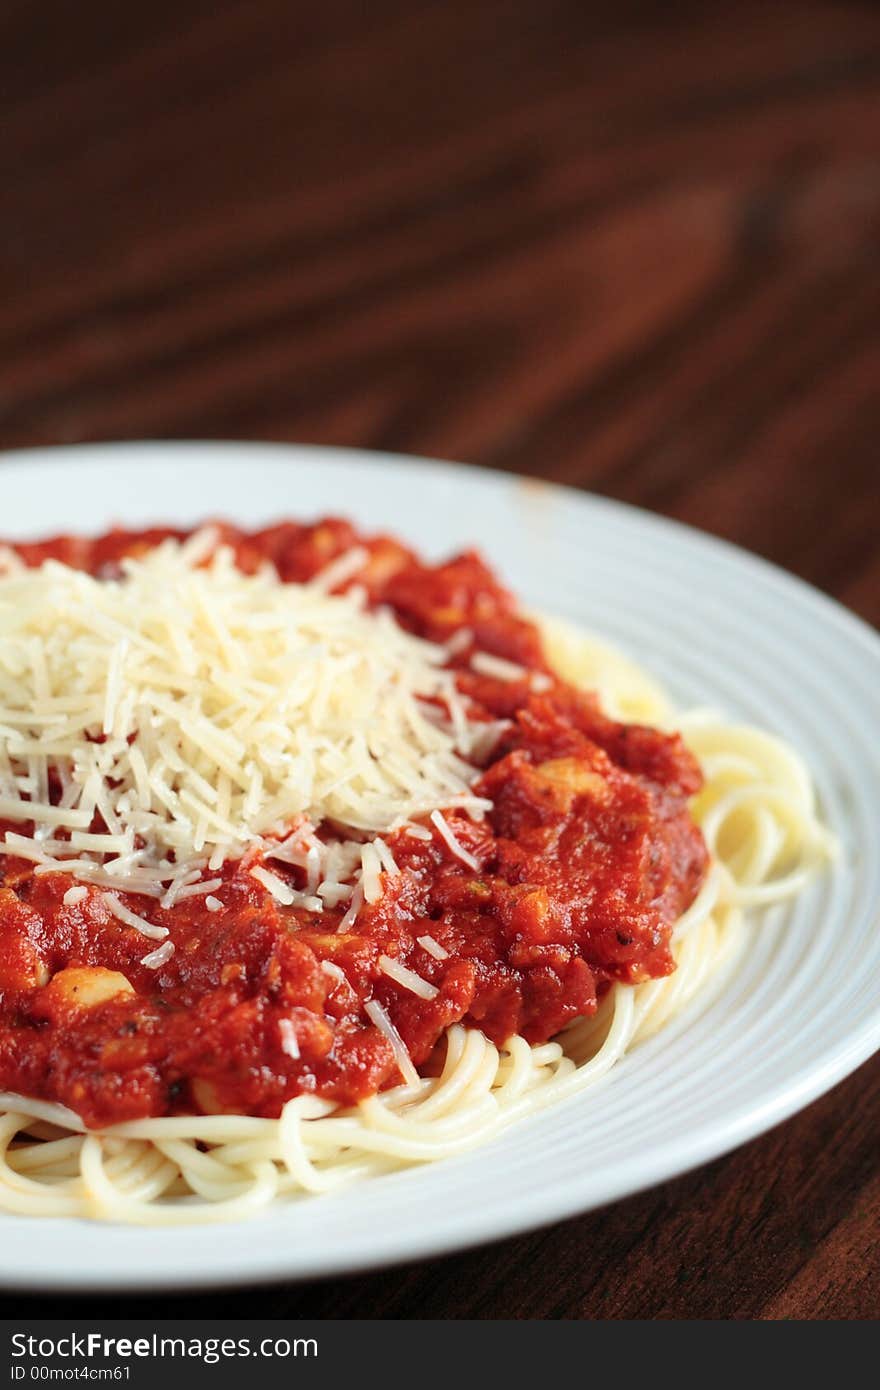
[{"x1": 1, "y1": 0, "x2": 878, "y2": 1320}]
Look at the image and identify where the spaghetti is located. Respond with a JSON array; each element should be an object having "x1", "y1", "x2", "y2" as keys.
[{"x1": 0, "y1": 530, "x2": 834, "y2": 1223}]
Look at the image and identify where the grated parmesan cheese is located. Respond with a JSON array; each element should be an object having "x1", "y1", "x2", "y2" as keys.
[
  {"x1": 429, "y1": 809, "x2": 481, "y2": 871},
  {"x1": 405, "y1": 824, "x2": 433, "y2": 841},
  {"x1": 444, "y1": 627, "x2": 473, "y2": 657},
  {"x1": 373, "y1": 836, "x2": 399, "y2": 876},
  {"x1": 307, "y1": 545, "x2": 368, "y2": 593},
  {"x1": 470, "y1": 651, "x2": 529, "y2": 681},
  {"x1": 416, "y1": 934, "x2": 449, "y2": 961},
  {"x1": 102, "y1": 893, "x2": 169, "y2": 941},
  {"x1": 175, "y1": 876, "x2": 224, "y2": 901},
  {"x1": 338, "y1": 880, "x2": 365, "y2": 932},
  {"x1": 359, "y1": 842, "x2": 383, "y2": 904},
  {"x1": 278, "y1": 1017, "x2": 301, "y2": 1060},
  {"x1": 378, "y1": 953, "x2": 439, "y2": 1000},
  {"x1": 250, "y1": 865, "x2": 295, "y2": 906},
  {"x1": 140, "y1": 939, "x2": 175, "y2": 970},
  {"x1": 364, "y1": 999, "x2": 420, "y2": 1088},
  {"x1": 0, "y1": 538, "x2": 497, "y2": 915}
]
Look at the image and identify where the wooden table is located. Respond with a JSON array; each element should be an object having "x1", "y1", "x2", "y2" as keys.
[{"x1": 2, "y1": 0, "x2": 878, "y2": 1320}]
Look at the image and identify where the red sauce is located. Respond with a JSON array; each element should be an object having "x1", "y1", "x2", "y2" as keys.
[{"x1": 0, "y1": 521, "x2": 708, "y2": 1127}]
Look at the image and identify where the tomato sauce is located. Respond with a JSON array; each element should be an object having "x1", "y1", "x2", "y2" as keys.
[{"x1": 0, "y1": 521, "x2": 708, "y2": 1127}]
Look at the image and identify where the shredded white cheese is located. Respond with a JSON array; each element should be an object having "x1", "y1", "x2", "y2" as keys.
[
  {"x1": 62, "y1": 885, "x2": 88, "y2": 907},
  {"x1": 250, "y1": 865, "x2": 295, "y2": 906},
  {"x1": 444, "y1": 627, "x2": 473, "y2": 657},
  {"x1": 140, "y1": 939, "x2": 175, "y2": 970},
  {"x1": 405, "y1": 825, "x2": 433, "y2": 841},
  {"x1": 429, "y1": 810, "x2": 481, "y2": 871},
  {"x1": 102, "y1": 893, "x2": 169, "y2": 941},
  {"x1": 0, "y1": 538, "x2": 496, "y2": 909},
  {"x1": 175, "y1": 876, "x2": 224, "y2": 901},
  {"x1": 359, "y1": 842, "x2": 383, "y2": 905},
  {"x1": 373, "y1": 837, "x2": 399, "y2": 876},
  {"x1": 416, "y1": 934, "x2": 449, "y2": 961},
  {"x1": 378, "y1": 953, "x2": 439, "y2": 1000},
  {"x1": 338, "y1": 880, "x2": 365, "y2": 932},
  {"x1": 470, "y1": 651, "x2": 529, "y2": 681},
  {"x1": 307, "y1": 545, "x2": 368, "y2": 593},
  {"x1": 278, "y1": 1017, "x2": 301, "y2": 1060},
  {"x1": 364, "y1": 999, "x2": 420, "y2": 1088}
]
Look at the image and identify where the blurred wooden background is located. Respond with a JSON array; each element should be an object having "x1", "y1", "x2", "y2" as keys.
[{"x1": 2, "y1": 0, "x2": 879, "y2": 1318}]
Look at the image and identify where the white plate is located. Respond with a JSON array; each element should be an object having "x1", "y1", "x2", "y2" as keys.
[{"x1": 1, "y1": 441, "x2": 878, "y2": 1293}]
